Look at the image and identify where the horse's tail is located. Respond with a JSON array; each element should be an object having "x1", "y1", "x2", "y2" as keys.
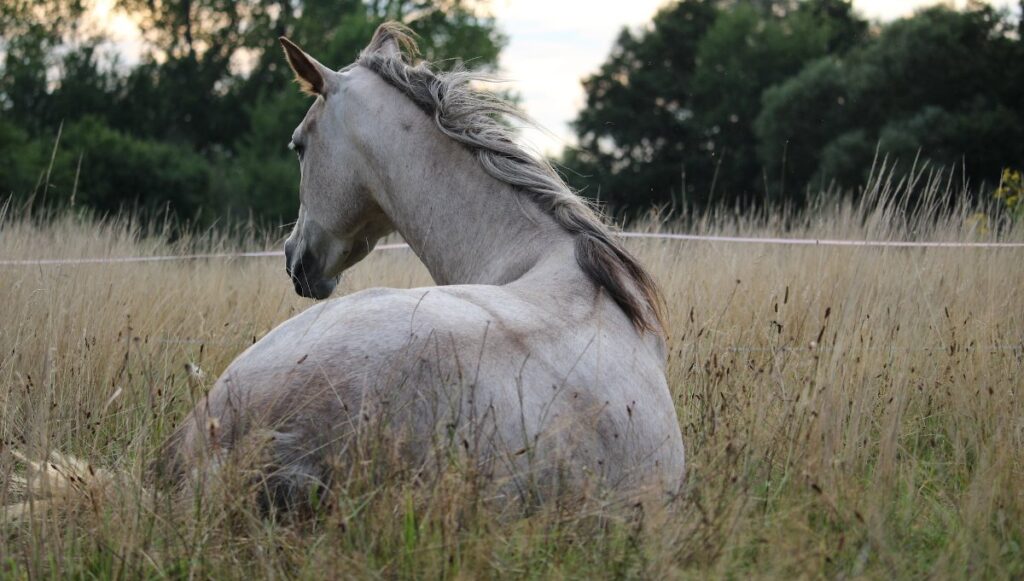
[
  {"x1": 4, "y1": 449, "x2": 138, "y2": 521},
  {"x1": 5, "y1": 440, "x2": 219, "y2": 522}
]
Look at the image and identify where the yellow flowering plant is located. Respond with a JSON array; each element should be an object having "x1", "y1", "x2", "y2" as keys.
[{"x1": 994, "y1": 168, "x2": 1024, "y2": 220}]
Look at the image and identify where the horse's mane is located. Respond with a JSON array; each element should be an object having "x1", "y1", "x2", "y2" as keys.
[{"x1": 358, "y1": 22, "x2": 666, "y2": 334}]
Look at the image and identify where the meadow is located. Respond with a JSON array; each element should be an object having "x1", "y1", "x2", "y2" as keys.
[{"x1": 1, "y1": 173, "x2": 1022, "y2": 579}]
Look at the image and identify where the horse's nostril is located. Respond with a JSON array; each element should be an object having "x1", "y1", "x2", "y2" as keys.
[{"x1": 285, "y1": 252, "x2": 299, "y2": 278}]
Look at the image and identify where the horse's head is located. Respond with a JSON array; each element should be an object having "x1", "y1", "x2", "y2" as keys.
[{"x1": 278, "y1": 34, "x2": 400, "y2": 299}]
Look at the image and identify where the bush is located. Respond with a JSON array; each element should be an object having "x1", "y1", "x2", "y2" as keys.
[
  {"x1": 10, "y1": 117, "x2": 217, "y2": 217},
  {"x1": 995, "y1": 168, "x2": 1024, "y2": 221},
  {"x1": 0, "y1": 118, "x2": 49, "y2": 199}
]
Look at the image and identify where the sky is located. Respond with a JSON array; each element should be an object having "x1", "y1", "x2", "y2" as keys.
[{"x1": 86, "y1": 0, "x2": 1019, "y2": 155}]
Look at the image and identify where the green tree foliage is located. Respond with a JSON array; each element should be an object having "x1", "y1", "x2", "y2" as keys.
[
  {"x1": 1, "y1": 1, "x2": 90, "y2": 131},
  {"x1": 566, "y1": 0, "x2": 1023, "y2": 212},
  {"x1": 6, "y1": 0, "x2": 1023, "y2": 219},
  {"x1": 689, "y1": 1, "x2": 848, "y2": 201},
  {"x1": 758, "y1": 5, "x2": 1024, "y2": 195},
  {"x1": 0, "y1": 0, "x2": 503, "y2": 222},
  {"x1": 60, "y1": 116, "x2": 214, "y2": 214},
  {"x1": 564, "y1": 0, "x2": 719, "y2": 209},
  {"x1": 0, "y1": 119, "x2": 49, "y2": 198},
  {"x1": 565, "y1": 0, "x2": 866, "y2": 210}
]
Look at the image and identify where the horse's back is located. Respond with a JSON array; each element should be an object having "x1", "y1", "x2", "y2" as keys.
[{"x1": 171, "y1": 285, "x2": 684, "y2": 499}]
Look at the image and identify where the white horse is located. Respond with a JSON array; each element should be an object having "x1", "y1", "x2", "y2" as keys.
[{"x1": 163, "y1": 23, "x2": 685, "y2": 507}]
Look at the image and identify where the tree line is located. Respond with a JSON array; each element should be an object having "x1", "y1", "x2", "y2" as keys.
[
  {"x1": 1, "y1": 0, "x2": 1022, "y2": 222},
  {"x1": 0, "y1": 0, "x2": 503, "y2": 222},
  {"x1": 564, "y1": 0, "x2": 1024, "y2": 212}
]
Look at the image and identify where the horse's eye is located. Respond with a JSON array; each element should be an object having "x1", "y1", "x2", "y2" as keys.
[{"x1": 289, "y1": 141, "x2": 305, "y2": 159}]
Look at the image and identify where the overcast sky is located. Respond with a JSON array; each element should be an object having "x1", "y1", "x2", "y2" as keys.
[{"x1": 491, "y1": 0, "x2": 1020, "y2": 155}]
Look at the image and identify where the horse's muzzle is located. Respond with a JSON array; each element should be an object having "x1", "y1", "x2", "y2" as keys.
[{"x1": 285, "y1": 243, "x2": 338, "y2": 300}]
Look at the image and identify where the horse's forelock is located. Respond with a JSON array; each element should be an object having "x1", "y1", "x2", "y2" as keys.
[{"x1": 362, "y1": 21, "x2": 420, "y2": 60}]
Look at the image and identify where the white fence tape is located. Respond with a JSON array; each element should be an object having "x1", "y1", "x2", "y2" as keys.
[
  {"x1": 0, "y1": 250, "x2": 282, "y2": 266},
  {"x1": 0, "y1": 243, "x2": 405, "y2": 266},
  {"x1": 2, "y1": 233, "x2": 1022, "y2": 266},
  {"x1": 616, "y1": 232, "x2": 1024, "y2": 248}
]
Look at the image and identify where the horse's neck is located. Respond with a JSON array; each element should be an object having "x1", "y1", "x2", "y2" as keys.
[{"x1": 366, "y1": 113, "x2": 577, "y2": 288}]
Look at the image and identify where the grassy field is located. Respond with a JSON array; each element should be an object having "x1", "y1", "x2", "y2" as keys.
[{"x1": 1, "y1": 177, "x2": 1023, "y2": 578}]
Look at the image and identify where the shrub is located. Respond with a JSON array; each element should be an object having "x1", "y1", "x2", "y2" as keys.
[{"x1": 994, "y1": 168, "x2": 1023, "y2": 221}]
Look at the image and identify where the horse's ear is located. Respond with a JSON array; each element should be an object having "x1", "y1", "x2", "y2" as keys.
[{"x1": 279, "y1": 37, "x2": 330, "y2": 96}]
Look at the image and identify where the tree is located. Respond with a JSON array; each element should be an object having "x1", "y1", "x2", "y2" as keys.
[
  {"x1": 0, "y1": 0, "x2": 505, "y2": 222},
  {"x1": 689, "y1": 1, "x2": 843, "y2": 201},
  {"x1": 564, "y1": 0, "x2": 866, "y2": 212},
  {"x1": 755, "y1": 56, "x2": 851, "y2": 194},
  {"x1": 0, "y1": 0, "x2": 92, "y2": 131},
  {"x1": 564, "y1": 0, "x2": 719, "y2": 210},
  {"x1": 756, "y1": 5, "x2": 1024, "y2": 194}
]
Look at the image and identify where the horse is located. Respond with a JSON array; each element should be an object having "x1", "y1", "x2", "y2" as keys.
[{"x1": 162, "y1": 22, "x2": 685, "y2": 508}]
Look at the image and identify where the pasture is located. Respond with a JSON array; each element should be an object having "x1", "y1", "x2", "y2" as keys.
[{"x1": 1, "y1": 178, "x2": 1022, "y2": 578}]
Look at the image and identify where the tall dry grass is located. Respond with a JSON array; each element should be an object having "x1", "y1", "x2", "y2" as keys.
[{"x1": 1, "y1": 172, "x2": 1022, "y2": 578}]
